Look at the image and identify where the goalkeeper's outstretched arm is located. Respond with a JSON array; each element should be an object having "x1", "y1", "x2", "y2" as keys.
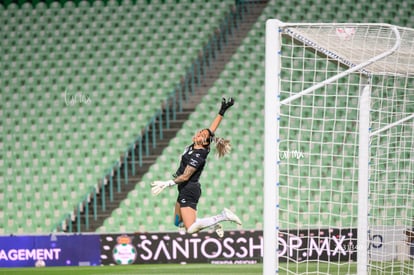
[
  {"x1": 173, "y1": 165, "x2": 196, "y2": 184},
  {"x1": 209, "y1": 97, "x2": 234, "y2": 133}
]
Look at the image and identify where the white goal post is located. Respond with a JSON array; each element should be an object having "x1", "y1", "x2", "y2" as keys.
[{"x1": 264, "y1": 20, "x2": 414, "y2": 275}]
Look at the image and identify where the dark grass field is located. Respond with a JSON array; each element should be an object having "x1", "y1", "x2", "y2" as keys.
[
  {"x1": 2, "y1": 262, "x2": 413, "y2": 275},
  {"x1": 0, "y1": 264, "x2": 262, "y2": 275}
]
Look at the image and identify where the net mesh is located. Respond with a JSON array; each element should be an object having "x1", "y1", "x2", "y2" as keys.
[
  {"x1": 284, "y1": 24, "x2": 414, "y2": 76},
  {"x1": 275, "y1": 23, "x2": 414, "y2": 274},
  {"x1": 369, "y1": 75, "x2": 414, "y2": 274}
]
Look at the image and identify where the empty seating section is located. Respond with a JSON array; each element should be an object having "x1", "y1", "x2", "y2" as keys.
[
  {"x1": 98, "y1": 0, "x2": 413, "y2": 232},
  {"x1": 0, "y1": 0, "x2": 234, "y2": 234},
  {"x1": 1, "y1": 0, "x2": 412, "y2": 234}
]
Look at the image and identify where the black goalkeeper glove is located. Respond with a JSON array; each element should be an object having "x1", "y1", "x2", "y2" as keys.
[{"x1": 218, "y1": 97, "x2": 235, "y2": 116}]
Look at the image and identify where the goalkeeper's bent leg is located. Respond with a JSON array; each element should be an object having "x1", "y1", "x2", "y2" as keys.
[
  {"x1": 187, "y1": 216, "x2": 221, "y2": 234},
  {"x1": 187, "y1": 208, "x2": 241, "y2": 234}
]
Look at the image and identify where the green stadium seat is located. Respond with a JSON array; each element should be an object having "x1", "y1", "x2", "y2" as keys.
[{"x1": 2, "y1": 0, "x2": 413, "y2": 235}]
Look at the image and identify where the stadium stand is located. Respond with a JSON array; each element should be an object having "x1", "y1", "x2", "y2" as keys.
[
  {"x1": 1, "y1": 0, "x2": 412, "y2": 234},
  {"x1": 97, "y1": 0, "x2": 413, "y2": 233},
  {"x1": 0, "y1": 0, "x2": 237, "y2": 234}
]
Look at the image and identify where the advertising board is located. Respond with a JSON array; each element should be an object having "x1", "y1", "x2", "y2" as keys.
[{"x1": 0, "y1": 234, "x2": 100, "y2": 267}]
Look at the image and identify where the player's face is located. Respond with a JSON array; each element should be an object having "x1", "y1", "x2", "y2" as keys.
[{"x1": 193, "y1": 129, "x2": 210, "y2": 145}]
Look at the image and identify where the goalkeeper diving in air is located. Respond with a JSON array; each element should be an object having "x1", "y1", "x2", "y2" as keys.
[{"x1": 151, "y1": 97, "x2": 242, "y2": 237}]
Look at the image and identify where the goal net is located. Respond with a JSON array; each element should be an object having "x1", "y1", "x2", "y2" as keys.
[{"x1": 264, "y1": 21, "x2": 414, "y2": 275}]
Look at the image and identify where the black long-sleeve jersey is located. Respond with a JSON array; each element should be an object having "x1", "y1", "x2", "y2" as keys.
[{"x1": 174, "y1": 143, "x2": 210, "y2": 184}]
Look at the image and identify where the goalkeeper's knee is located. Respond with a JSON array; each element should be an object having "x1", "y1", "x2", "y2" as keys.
[{"x1": 187, "y1": 222, "x2": 201, "y2": 234}]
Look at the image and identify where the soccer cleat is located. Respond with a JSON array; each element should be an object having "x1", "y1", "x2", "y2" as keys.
[
  {"x1": 214, "y1": 223, "x2": 224, "y2": 238},
  {"x1": 222, "y1": 208, "x2": 242, "y2": 225}
]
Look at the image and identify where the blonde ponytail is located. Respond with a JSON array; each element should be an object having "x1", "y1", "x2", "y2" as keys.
[{"x1": 212, "y1": 137, "x2": 231, "y2": 158}]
